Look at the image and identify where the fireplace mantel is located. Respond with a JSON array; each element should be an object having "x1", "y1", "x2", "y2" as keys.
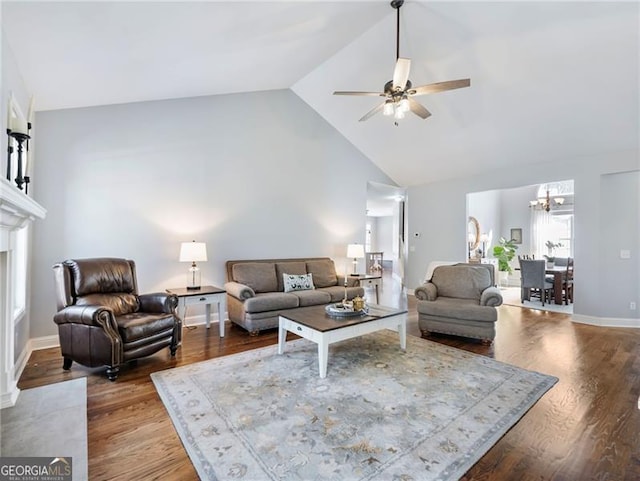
[
  {"x1": 1, "y1": 178, "x2": 46, "y2": 408},
  {"x1": 1, "y1": 178, "x2": 46, "y2": 230}
]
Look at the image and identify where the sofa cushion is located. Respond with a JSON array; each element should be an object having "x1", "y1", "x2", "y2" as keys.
[
  {"x1": 417, "y1": 297, "x2": 497, "y2": 322},
  {"x1": 283, "y1": 273, "x2": 315, "y2": 293},
  {"x1": 292, "y1": 289, "x2": 332, "y2": 307},
  {"x1": 432, "y1": 265, "x2": 492, "y2": 300},
  {"x1": 306, "y1": 260, "x2": 338, "y2": 288},
  {"x1": 232, "y1": 263, "x2": 278, "y2": 293},
  {"x1": 320, "y1": 286, "x2": 365, "y2": 303},
  {"x1": 275, "y1": 262, "x2": 307, "y2": 291},
  {"x1": 244, "y1": 292, "x2": 299, "y2": 313}
]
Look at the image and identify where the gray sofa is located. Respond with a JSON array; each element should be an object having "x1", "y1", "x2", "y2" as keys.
[
  {"x1": 225, "y1": 257, "x2": 364, "y2": 335},
  {"x1": 414, "y1": 263, "x2": 503, "y2": 343}
]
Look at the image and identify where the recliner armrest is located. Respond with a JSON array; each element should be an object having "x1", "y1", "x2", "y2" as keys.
[
  {"x1": 415, "y1": 283, "x2": 437, "y2": 301},
  {"x1": 480, "y1": 286, "x2": 503, "y2": 307},
  {"x1": 139, "y1": 293, "x2": 178, "y2": 313},
  {"x1": 53, "y1": 304, "x2": 118, "y2": 331},
  {"x1": 225, "y1": 282, "x2": 255, "y2": 300}
]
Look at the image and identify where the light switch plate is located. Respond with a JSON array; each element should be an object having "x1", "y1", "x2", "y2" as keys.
[{"x1": 620, "y1": 249, "x2": 631, "y2": 259}]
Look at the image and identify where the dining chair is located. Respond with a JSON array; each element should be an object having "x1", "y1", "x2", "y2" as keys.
[
  {"x1": 519, "y1": 259, "x2": 554, "y2": 306},
  {"x1": 560, "y1": 257, "x2": 574, "y2": 305}
]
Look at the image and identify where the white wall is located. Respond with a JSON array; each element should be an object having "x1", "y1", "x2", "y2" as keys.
[
  {"x1": 468, "y1": 189, "x2": 500, "y2": 256},
  {"x1": 406, "y1": 151, "x2": 639, "y2": 323},
  {"x1": 30, "y1": 89, "x2": 395, "y2": 338},
  {"x1": 2, "y1": 32, "x2": 34, "y2": 361}
]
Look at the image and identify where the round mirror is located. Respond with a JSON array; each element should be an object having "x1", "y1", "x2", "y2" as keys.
[{"x1": 467, "y1": 216, "x2": 480, "y2": 251}]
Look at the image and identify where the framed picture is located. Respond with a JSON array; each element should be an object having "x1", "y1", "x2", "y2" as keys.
[{"x1": 511, "y1": 228, "x2": 523, "y2": 244}]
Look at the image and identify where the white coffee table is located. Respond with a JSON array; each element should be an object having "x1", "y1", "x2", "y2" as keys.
[{"x1": 278, "y1": 304, "x2": 407, "y2": 378}]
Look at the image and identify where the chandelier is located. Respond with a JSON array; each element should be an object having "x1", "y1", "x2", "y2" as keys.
[{"x1": 529, "y1": 190, "x2": 565, "y2": 212}]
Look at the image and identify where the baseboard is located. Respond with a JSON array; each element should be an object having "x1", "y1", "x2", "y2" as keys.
[
  {"x1": 12, "y1": 335, "x2": 60, "y2": 389},
  {"x1": 0, "y1": 381, "x2": 19, "y2": 409},
  {"x1": 572, "y1": 314, "x2": 640, "y2": 328}
]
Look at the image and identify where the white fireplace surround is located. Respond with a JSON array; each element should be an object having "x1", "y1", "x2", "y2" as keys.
[{"x1": 1, "y1": 178, "x2": 46, "y2": 408}]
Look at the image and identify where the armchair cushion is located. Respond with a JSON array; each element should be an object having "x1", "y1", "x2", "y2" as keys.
[
  {"x1": 417, "y1": 297, "x2": 497, "y2": 322},
  {"x1": 76, "y1": 293, "x2": 139, "y2": 316},
  {"x1": 117, "y1": 312, "x2": 176, "y2": 343},
  {"x1": 431, "y1": 265, "x2": 492, "y2": 300},
  {"x1": 69, "y1": 258, "x2": 136, "y2": 296}
]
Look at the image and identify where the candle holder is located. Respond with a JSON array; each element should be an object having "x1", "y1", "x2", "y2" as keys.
[{"x1": 8, "y1": 131, "x2": 30, "y2": 190}]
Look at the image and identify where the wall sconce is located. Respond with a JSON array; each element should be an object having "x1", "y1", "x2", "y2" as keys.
[
  {"x1": 6, "y1": 96, "x2": 33, "y2": 193},
  {"x1": 179, "y1": 240, "x2": 208, "y2": 290}
]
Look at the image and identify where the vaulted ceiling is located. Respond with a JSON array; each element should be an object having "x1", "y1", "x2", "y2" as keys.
[{"x1": 2, "y1": 1, "x2": 638, "y2": 186}]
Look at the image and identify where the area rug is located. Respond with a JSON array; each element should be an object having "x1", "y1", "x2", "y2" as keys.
[
  {"x1": 0, "y1": 378, "x2": 88, "y2": 481},
  {"x1": 152, "y1": 331, "x2": 557, "y2": 481},
  {"x1": 501, "y1": 286, "x2": 573, "y2": 314}
]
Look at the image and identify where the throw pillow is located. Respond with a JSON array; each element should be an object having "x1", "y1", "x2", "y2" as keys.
[{"x1": 283, "y1": 273, "x2": 315, "y2": 293}]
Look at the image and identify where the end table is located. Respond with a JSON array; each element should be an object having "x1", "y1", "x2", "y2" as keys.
[
  {"x1": 166, "y1": 285, "x2": 227, "y2": 337},
  {"x1": 349, "y1": 274, "x2": 382, "y2": 304}
]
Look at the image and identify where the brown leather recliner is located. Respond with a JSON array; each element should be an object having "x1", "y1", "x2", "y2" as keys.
[{"x1": 53, "y1": 258, "x2": 181, "y2": 381}]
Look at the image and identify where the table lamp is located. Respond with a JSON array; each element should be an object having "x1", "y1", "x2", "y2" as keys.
[
  {"x1": 346, "y1": 243, "x2": 365, "y2": 276},
  {"x1": 179, "y1": 240, "x2": 207, "y2": 290}
]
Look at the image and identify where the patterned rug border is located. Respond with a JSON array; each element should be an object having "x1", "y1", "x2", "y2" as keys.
[{"x1": 152, "y1": 332, "x2": 558, "y2": 481}]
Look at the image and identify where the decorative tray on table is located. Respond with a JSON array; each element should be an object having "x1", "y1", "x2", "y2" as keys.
[{"x1": 325, "y1": 303, "x2": 369, "y2": 318}]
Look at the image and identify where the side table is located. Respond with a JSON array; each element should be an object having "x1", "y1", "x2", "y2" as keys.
[
  {"x1": 166, "y1": 285, "x2": 227, "y2": 337},
  {"x1": 349, "y1": 274, "x2": 382, "y2": 304}
]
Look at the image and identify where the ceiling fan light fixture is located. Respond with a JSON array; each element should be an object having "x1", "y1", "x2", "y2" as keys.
[
  {"x1": 394, "y1": 108, "x2": 405, "y2": 120},
  {"x1": 398, "y1": 96, "x2": 410, "y2": 113},
  {"x1": 383, "y1": 100, "x2": 394, "y2": 116}
]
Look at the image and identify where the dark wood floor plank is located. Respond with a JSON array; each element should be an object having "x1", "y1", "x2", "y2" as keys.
[{"x1": 17, "y1": 301, "x2": 640, "y2": 480}]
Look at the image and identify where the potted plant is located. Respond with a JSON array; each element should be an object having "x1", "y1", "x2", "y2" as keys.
[
  {"x1": 544, "y1": 240, "x2": 563, "y2": 266},
  {"x1": 492, "y1": 237, "x2": 518, "y2": 286}
]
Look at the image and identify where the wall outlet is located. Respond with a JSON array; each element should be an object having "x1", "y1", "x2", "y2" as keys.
[{"x1": 630, "y1": 302, "x2": 637, "y2": 310}]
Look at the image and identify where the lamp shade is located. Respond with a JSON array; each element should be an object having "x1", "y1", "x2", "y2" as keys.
[
  {"x1": 179, "y1": 241, "x2": 207, "y2": 262},
  {"x1": 346, "y1": 244, "x2": 365, "y2": 259}
]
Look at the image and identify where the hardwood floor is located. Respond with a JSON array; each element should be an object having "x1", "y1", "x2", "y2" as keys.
[{"x1": 18, "y1": 293, "x2": 640, "y2": 480}]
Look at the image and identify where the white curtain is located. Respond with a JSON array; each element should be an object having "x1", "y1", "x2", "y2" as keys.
[{"x1": 530, "y1": 209, "x2": 551, "y2": 258}]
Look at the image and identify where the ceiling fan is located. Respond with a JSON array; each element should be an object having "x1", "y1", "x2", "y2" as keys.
[{"x1": 333, "y1": 0, "x2": 470, "y2": 124}]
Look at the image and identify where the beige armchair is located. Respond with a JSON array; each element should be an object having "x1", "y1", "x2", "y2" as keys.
[{"x1": 414, "y1": 263, "x2": 502, "y2": 343}]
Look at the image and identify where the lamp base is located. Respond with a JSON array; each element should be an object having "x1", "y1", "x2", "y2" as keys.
[{"x1": 186, "y1": 264, "x2": 201, "y2": 291}]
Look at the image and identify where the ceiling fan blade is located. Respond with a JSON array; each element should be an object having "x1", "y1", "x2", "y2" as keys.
[
  {"x1": 358, "y1": 102, "x2": 385, "y2": 122},
  {"x1": 408, "y1": 98, "x2": 431, "y2": 119},
  {"x1": 333, "y1": 91, "x2": 385, "y2": 97},
  {"x1": 410, "y1": 78, "x2": 471, "y2": 96},
  {"x1": 392, "y1": 57, "x2": 411, "y2": 91}
]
